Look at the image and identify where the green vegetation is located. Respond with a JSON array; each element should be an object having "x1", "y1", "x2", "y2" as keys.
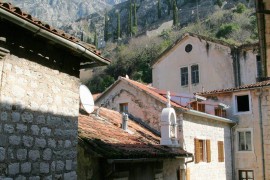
[
  {"x1": 157, "y1": 0, "x2": 161, "y2": 19},
  {"x1": 104, "y1": 11, "x2": 109, "y2": 42},
  {"x1": 86, "y1": 3, "x2": 258, "y2": 93},
  {"x1": 116, "y1": 11, "x2": 121, "y2": 39},
  {"x1": 173, "y1": 0, "x2": 179, "y2": 26}
]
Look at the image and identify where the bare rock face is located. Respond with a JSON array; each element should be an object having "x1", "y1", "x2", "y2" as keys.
[{"x1": 6, "y1": 0, "x2": 126, "y2": 27}]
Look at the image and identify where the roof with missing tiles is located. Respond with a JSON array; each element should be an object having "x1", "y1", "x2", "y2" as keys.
[
  {"x1": 0, "y1": 2, "x2": 110, "y2": 65},
  {"x1": 78, "y1": 108, "x2": 191, "y2": 159},
  {"x1": 198, "y1": 80, "x2": 270, "y2": 95}
]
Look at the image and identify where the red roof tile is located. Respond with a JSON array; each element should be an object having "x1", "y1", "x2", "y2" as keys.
[
  {"x1": 198, "y1": 80, "x2": 270, "y2": 95},
  {"x1": 79, "y1": 108, "x2": 191, "y2": 159},
  {"x1": 0, "y1": 2, "x2": 110, "y2": 63},
  {"x1": 121, "y1": 77, "x2": 187, "y2": 110}
]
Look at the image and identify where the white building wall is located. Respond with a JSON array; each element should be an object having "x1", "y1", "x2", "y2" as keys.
[{"x1": 182, "y1": 114, "x2": 232, "y2": 180}]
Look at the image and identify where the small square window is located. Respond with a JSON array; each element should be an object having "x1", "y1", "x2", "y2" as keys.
[
  {"x1": 119, "y1": 103, "x2": 128, "y2": 113},
  {"x1": 239, "y1": 170, "x2": 254, "y2": 180},
  {"x1": 180, "y1": 67, "x2": 188, "y2": 86},
  {"x1": 234, "y1": 94, "x2": 251, "y2": 114}
]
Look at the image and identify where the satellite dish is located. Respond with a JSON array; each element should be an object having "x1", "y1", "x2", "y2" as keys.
[{"x1": 79, "y1": 85, "x2": 95, "y2": 113}]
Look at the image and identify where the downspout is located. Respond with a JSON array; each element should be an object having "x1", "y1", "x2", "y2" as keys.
[
  {"x1": 258, "y1": 87, "x2": 266, "y2": 180},
  {"x1": 184, "y1": 154, "x2": 194, "y2": 179},
  {"x1": 231, "y1": 48, "x2": 241, "y2": 87},
  {"x1": 0, "y1": 8, "x2": 109, "y2": 65},
  {"x1": 230, "y1": 123, "x2": 238, "y2": 180}
]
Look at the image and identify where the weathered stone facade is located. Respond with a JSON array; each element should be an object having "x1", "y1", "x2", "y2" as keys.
[
  {"x1": 182, "y1": 114, "x2": 232, "y2": 180},
  {"x1": 96, "y1": 78, "x2": 233, "y2": 180},
  {"x1": 0, "y1": 54, "x2": 79, "y2": 179}
]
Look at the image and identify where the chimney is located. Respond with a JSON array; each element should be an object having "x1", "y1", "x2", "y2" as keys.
[{"x1": 122, "y1": 113, "x2": 128, "y2": 131}]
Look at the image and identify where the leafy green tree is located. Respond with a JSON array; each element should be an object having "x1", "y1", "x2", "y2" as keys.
[
  {"x1": 173, "y1": 0, "x2": 179, "y2": 26},
  {"x1": 133, "y1": 3, "x2": 137, "y2": 27},
  {"x1": 234, "y1": 3, "x2": 246, "y2": 13},
  {"x1": 216, "y1": 0, "x2": 223, "y2": 8},
  {"x1": 158, "y1": 0, "x2": 161, "y2": 19},
  {"x1": 216, "y1": 23, "x2": 240, "y2": 38},
  {"x1": 104, "y1": 11, "x2": 109, "y2": 41}
]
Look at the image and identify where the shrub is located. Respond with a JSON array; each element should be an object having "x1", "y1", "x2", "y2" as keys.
[
  {"x1": 234, "y1": 3, "x2": 246, "y2": 14},
  {"x1": 216, "y1": 23, "x2": 240, "y2": 38}
]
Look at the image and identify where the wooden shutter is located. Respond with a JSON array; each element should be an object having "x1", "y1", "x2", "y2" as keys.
[
  {"x1": 186, "y1": 168, "x2": 190, "y2": 180},
  {"x1": 194, "y1": 138, "x2": 200, "y2": 163},
  {"x1": 206, "y1": 139, "x2": 211, "y2": 163},
  {"x1": 218, "y1": 141, "x2": 224, "y2": 162}
]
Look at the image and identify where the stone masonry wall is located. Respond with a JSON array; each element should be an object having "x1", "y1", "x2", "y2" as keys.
[
  {"x1": 0, "y1": 54, "x2": 80, "y2": 179},
  {"x1": 182, "y1": 114, "x2": 232, "y2": 180}
]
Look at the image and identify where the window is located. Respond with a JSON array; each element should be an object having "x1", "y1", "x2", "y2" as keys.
[
  {"x1": 194, "y1": 138, "x2": 211, "y2": 163},
  {"x1": 190, "y1": 101, "x2": 205, "y2": 112},
  {"x1": 256, "y1": 55, "x2": 262, "y2": 77},
  {"x1": 239, "y1": 170, "x2": 254, "y2": 180},
  {"x1": 119, "y1": 103, "x2": 128, "y2": 113},
  {"x1": 191, "y1": 65, "x2": 199, "y2": 84},
  {"x1": 218, "y1": 141, "x2": 224, "y2": 162},
  {"x1": 180, "y1": 67, "x2": 188, "y2": 86},
  {"x1": 238, "y1": 131, "x2": 252, "y2": 151},
  {"x1": 234, "y1": 93, "x2": 251, "y2": 114},
  {"x1": 215, "y1": 108, "x2": 227, "y2": 118}
]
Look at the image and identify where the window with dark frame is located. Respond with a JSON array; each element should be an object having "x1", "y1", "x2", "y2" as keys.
[
  {"x1": 238, "y1": 131, "x2": 252, "y2": 151},
  {"x1": 215, "y1": 108, "x2": 227, "y2": 118},
  {"x1": 239, "y1": 170, "x2": 254, "y2": 180},
  {"x1": 191, "y1": 65, "x2": 199, "y2": 84},
  {"x1": 190, "y1": 101, "x2": 205, "y2": 113},
  {"x1": 236, "y1": 95, "x2": 250, "y2": 112},
  {"x1": 180, "y1": 67, "x2": 188, "y2": 86},
  {"x1": 119, "y1": 103, "x2": 128, "y2": 113},
  {"x1": 256, "y1": 55, "x2": 262, "y2": 77}
]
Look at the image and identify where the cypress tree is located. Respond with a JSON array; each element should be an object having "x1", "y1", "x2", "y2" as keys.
[
  {"x1": 117, "y1": 11, "x2": 121, "y2": 39},
  {"x1": 104, "y1": 11, "x2": 109, "y2": 42},
  {"x1": 94, "y1": 30, "x2": 98, "y2": 48},
  {"x1": 128, "y1": 3, "x2": 133, "y2": 37},
  {"x1": 167, "y1": 0, "x2": 171, "y2": 16},
  {"x1": 133, "y1": 3, "x2": 137, "y2": 27},
  {"x1": 81, "y1": 31, "x2": 84, "y2": 41},
  {"x1": 173, "y1": 0, "x2": 179, "y2": 26},
  {"x1": 158, "y1": 0, "x2": 161, "y2": 19}
]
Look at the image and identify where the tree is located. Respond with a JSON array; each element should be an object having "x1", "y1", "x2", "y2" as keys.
[
  {"x1": 132, "y1": 3, "x2": 138, "y2": 35},
  {"x1": 157, "y1": 0, "x2": 161, "y2": 19},
  {"x1": 173, "y1": 0, "x2": 179, "y2": 26},
  {"x1": 94, "y1": 30, "x2": 98, "y2": 48},
  {"x1": 166, "y1": 0, "x2": 171, "y2": 16},
  {"x1": 216, "y1": 0, "x2": 223, "y2": 8},
  {"x1": 81, "y1": 31, "x2": 84, "y2": 41},
  {"x1": 128, "y1": 3, "x2": 133, "y2": 37},
  {"x1": 104, "y1": 11, "x2": 109, "y2": 41},
  {"x1": 116, "y1": 11, "x2": 121, "y2": 39}
]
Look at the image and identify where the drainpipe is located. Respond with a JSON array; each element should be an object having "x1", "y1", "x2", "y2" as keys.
[
  {"x1": 184, "y1": 154, "x2": 194, "y2": 179},
  {"x1": 258, "y1": 87, "x2": 266, "y2": 180},
  {"x1": 230, "y1": 123, "x2": 238, "y2": 180}
]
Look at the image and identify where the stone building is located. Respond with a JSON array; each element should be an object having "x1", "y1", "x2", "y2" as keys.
[
  {"x1": 78, "y1": 107, "x2": 192, "y2": 180},
  {"x1": 198, "y1": 81, "x2": 270, "y2": 180},
  {"x1": 95, "y1": 77, "x2": 235, "y2": 180},
  {"x1": 0, "y1": 2, "x2": 109, "y2": 179},
  {"x1": 151, "y1": 33, "x2": 259, "y2": 94}
]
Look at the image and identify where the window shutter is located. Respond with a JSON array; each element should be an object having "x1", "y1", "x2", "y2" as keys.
[
  {"x1": 206, "y1": 139, "x2": 211, "y2": 163},
  {"x1": 186, "y1": 168, "x2": 190, "y2": 180},
  {"x1": 194, "y1": 138, "x2": 200, "y2": 163},
  {"x1": 218, "y1": 141, "x2": 224, "y2": 162}
]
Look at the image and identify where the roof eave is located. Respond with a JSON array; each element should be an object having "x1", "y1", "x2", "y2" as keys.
[
  {"x1": 186, "y1": 109, "x2": 236, "y2": 124},
  {"x1": 0, "y1": 7, "x2": 110, "y2": 66}
]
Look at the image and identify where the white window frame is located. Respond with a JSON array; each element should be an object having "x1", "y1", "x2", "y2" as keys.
[
  {"x1": 233, "y1": 91, "x2": 252, "y2": 115},
  {"x1": 236, "y1": 128, "x2": 254, "y2": 153}
]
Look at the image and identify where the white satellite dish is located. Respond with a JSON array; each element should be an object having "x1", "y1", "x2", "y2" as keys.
[{"x1": 79, "y1": 85, "x2": 95, "y2": 114}]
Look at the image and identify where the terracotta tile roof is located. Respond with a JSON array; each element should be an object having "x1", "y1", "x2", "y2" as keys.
[
  {"x1": 121, "y1": 77, "x2": 187, "y2": 110},
  {"x1": 0, "y1": 2, "x2": 110, "y2": 63},
  {"x1": 78, "y1": 108, "x2": 191, "y2": 159},
  {"x1": 198, "y1": 80, "x2": 270, "y2": 95}
]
